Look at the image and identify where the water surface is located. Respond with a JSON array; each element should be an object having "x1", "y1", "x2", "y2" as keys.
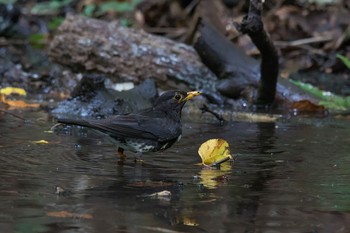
[{"x1": 1, "y1": 111, "x2": 350, "y2": 233}]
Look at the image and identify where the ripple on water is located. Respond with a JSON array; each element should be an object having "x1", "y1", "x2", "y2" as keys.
[{"x1": 2, "y1": 111, "x2": 350, "y2": 232}]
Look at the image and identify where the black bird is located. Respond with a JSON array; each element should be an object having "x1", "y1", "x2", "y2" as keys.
[{"x1": 57, "y1": 90, "x2": 201, "y2": 159}]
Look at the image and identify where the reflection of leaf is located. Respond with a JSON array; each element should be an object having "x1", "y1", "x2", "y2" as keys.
[
  {"x1": 47, "y1": 211, "x2": 93, "y2": 219},
  {"x1": 199, "y1": 162, "x2": 231, "y2": 189},
  {"x1": 198, "y1": 139, "x2": 232, "y2": 166}
]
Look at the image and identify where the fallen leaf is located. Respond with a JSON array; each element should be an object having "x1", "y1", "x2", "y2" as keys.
[
  {"x1": 47, "y1": 211, "x2": 93, "y2": 219},
  {"x1": 291, "y1": 100, "x2": 326, "y2": 113},
  {"x1": 183, "y1": 216, "x2": 199, "y2": 226},
  {"x1": 198, "y1": 139, "x2": 233, "y2": 166},
  {"x1": 33, "y1": 140, "x2": 49, "y2": 144},
  {"x1": 0, "y1": 96, "x2": 40, "y2": 109},
  {"x1": 0, "y1": 87, "x2": 27, "y2": 96},
  {"x1": 0, "y1": 87, "x2": 39, "y2": 109}
]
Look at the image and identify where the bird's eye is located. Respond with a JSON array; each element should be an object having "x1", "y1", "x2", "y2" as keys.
[{"x1": 174, "y1": 94, "x2": 182, "y2": 100}]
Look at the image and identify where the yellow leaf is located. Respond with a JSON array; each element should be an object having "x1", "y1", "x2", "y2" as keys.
[
  {"x1": 33, "y1": 140, "x2": 49, "y2": 144},
  {"x1": 0, "y1": 87, "x2": 39, "y2": 109},
  {"x1": 198, "y1": 139, "x2": 232, "y2": 166},
  {"x1": 0, "y1": 87, "x2": 27, "y2": 96}
]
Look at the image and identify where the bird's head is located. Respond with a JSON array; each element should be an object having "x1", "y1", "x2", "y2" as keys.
[{"x1": 153, "y1": 90, "x2": 201, "y2": 114}]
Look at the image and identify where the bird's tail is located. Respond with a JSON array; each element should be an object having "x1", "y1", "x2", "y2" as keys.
[{"x1": 57, "y1": 118, "x2": 93, "y2": 128}]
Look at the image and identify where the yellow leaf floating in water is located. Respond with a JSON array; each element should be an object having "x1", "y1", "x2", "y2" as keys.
[
  {"x1": 0, "y1": 87, "x2": 27, "y2": 96},
  {"x1": 198, "y1": 139, "x2": 233, "y2": 166}
]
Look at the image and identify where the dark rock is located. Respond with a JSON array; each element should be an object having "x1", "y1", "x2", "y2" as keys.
[
  {"x1": 0, "y1": 3, "x2": 20, "y2": 37},
  {"x1": 51, "y1": 74, "x2": 159, "y2": 119}
]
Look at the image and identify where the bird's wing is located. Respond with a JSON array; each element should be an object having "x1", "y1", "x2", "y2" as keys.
[{"x1": 88, "y1": 114, "x2": 180, "y2": 141}]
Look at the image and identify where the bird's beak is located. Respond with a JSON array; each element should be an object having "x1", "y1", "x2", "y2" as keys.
[{"x1": 182, "y1": 91, "x2": 201, "y2": 102}]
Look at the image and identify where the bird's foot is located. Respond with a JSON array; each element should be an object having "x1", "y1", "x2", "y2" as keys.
[
  {"x1": 134, "y1": 152, "x2": 144, "y2": 164},
  {"x1": 117, "y1": 159, "x2": 125, "y2": 166},
  {"x1": 117, "y1": 147, "x2": 127, "y2": 165}
]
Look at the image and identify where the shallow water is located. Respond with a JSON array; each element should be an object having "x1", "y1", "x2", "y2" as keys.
[{"x1": 1, "y1": 110, "x2": 350, "y2": 233}]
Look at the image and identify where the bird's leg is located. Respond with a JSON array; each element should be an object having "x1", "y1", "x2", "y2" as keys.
[
  {"x1": 134, "y1": 152, "x2": 144, "y2": 163},
  {"x1": 117, "y1": 147, "x2": 127, "y2": 164}
]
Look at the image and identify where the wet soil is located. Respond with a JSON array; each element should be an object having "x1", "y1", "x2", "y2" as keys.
[{"x1": 1, "y1": 110, "x2": 350, "y2": 232}]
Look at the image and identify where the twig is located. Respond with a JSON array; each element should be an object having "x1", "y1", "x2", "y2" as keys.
[
  {"x1": 200, "y1": 104, "x2": 225, "y2": 125},
  {"x1": 184, "y1": 0, "x2": 201, "y2": 15},
  {"x1": 239, "y1": 0, "x2": 279, "y2": 105},
  {"x1": 184, "y1": 14, "x2": 201, "y2": 44},
  {"x1": 142, "y1": 26, "x2": 187, "y2": 35},
  {"x1": 275, "y1": 36, "x2": 333, "y2": 47},
  {"x1": 0, "y1": 38, "x2": 27, "y2": 46},
  {"x1": 0, "y1": 109, "x2": 27, "y2": 121}
]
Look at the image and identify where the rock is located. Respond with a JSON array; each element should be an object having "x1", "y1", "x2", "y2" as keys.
[{"x1": 51, "y1": 74, "x2": 158, "y2": 119}]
